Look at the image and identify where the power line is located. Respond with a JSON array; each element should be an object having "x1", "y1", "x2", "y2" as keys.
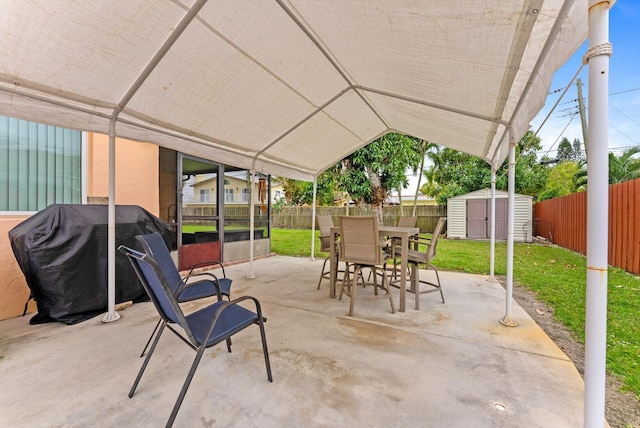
[
  {"x1": 609, "y1": 123, "x2": 640, "y2": 145},
  {"x1": 610, "y1": 87, "x2": 640, "y2": 96},
  {"x1": 541, "y1": 113, "x2": 578, "y2": 159},
  {"x1": 610, "y1": 102, "x2": 640, "y2": 129},
  {"x1": 550, "y1": 84, "x2": 640, "y2": 98}
]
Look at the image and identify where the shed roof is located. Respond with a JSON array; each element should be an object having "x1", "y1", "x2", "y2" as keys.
[{"x1": 448, "y1": 189, "x2": 534, "y2": 200}]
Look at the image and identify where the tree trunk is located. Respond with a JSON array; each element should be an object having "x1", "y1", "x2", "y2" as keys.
[{"x1": 365, "y1": 167, "x2": 386, "y2": 224}]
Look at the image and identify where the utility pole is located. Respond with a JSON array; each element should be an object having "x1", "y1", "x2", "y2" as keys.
[{"x1": 577, "y1": 78, "x2": 589, "y2": 157}]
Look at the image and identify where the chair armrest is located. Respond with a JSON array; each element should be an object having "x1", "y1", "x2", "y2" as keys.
[
  {"x1": 390, "y1": 235, "x2": 431, "y2": 259},
  {"x1": 187, "y1": 259, "x2": 226, "y2": 278},
  {"x1": 174, "y1": 272, "x2": 223, "y2": 300},
  {"x1": 407, "y1": 236, "x2": 432, "y2": 245}
]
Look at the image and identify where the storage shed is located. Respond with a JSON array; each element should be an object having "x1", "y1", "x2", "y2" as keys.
[{"x1": 447, "y1": 189, "x2": 532, "y2": 242}]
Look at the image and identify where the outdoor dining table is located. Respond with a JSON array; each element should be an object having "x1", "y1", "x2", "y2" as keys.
[{"x1": 329, "y1": 225, "x2": 420, "y2": 313}]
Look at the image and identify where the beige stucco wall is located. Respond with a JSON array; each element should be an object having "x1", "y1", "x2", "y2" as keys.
[
  {"x1": 0, "y1": 134, "x2": 160, "y2": 320},
  {"x1": 0, "y1": 216, "x2": 34, "y2": 319},
  {"x1": 88, "y1": 134, "x2": 159, "y2": 215}
]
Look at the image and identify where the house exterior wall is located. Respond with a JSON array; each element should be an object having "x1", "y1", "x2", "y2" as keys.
[
  {"x1": 87, "y1": 134, "x2": 159, "y2": 214},
  {"x1": 0, "y1": 134, "x2": 160, "y2": 320},
  {"x1": 0, "y1": 215, "x2": 33, "y2": 318}
]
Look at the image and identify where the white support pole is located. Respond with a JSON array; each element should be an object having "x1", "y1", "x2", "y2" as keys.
[
  {"x1": 500, "y1": 131, "x2": 517, "y2": 327},
  {"x1": 311, "y1": 178, "x2": 318, "y2": 261},
  {"x1": 584, "y1": 2, "x2": 612, "y2": 426},
  {"x1": 247, "y1": 168, "x2": 256, "y2": 279},
  {"x1": 102, "y1": 120, "x2": 120, "y2": 323},
  {"x1": 99, "y1": 0, "x2": 206, "y2": 323},
  {"x1": 488, "y1": 167, "x2": 496, "y2": 282}
]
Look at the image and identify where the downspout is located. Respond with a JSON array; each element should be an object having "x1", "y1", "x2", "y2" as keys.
[
  {"x1": 500, "y1": 129, "x2": 517, "y2": 327},
  {"x1": 311, "y1": 178, "x2": 318, "y2": 261},
  {"x1": 488, "y1": 167, "x2": 497, "y2": 282},
  {"x1": 584, "y1": 1, "x2": 613, "y2": 426}
]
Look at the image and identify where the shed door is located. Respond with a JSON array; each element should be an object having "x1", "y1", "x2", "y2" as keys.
[
  {"x1": 489, "y1": 198, "x2": 508, "y2": 240},
  {"x1": 466, "y1": 199, "x2": 487, "y2": 239}
]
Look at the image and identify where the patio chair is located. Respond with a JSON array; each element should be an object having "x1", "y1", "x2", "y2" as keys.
[
  {"x1": 397, "y1": 216, "x2": 417, "y2": 228},
  {"x1": 119, "y1": 245, "x2": 272, "y2": 428},
  {"x1": 316, "y1": 215, "x2": 346, "y2": 290},
  {"x1": 381, "y1": 215, "x2": 419, "y2": 276},
  {"x1": 338, "y1": 216, "x2": 395, "y2": 316},
  {"x1": 136, "y1": 232, "x2": 232, "y2": 358},
  {"x1": 369, "y1": 215, "x2": 419, "y2": 282},
  {"x1": 392, "y1": 217, "x2": 447, "y2": 310}
]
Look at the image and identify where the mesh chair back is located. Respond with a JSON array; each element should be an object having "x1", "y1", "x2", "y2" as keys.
[
  {"x1": 137, "y1": 232, "x2": 183, "y2": 291},
  {"x1": 317, "y1": 215, "x2": 334, "y2": 252},
  {"x1": 339, "y1": 216, "x2": 382, "y2": 265},
  {"x1": 426, "y1": 217, "x2": 447, "y2": 262},
  {"x1": 120, "y1": 246, "x2": 189, "y2": 331},
  {"x1": 397, "y1": 216, "x2": 417, "y2": 228}
]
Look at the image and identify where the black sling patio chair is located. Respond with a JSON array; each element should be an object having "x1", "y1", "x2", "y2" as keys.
[
  {"x1": 119, "y1": 245, "x2": 272, "y2": 428},
  {"x1": 136, "y1": 232, "x2": 232, "y2": 357}
]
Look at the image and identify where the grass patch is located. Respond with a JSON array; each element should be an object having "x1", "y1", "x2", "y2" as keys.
[{"x1": 270, "y1": 228, "x2": 640, "y2": 398}]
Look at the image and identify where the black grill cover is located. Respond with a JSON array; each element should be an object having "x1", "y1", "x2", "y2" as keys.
[{"x1": 8, "y1": 204, "x2": 173, "y2": 325}]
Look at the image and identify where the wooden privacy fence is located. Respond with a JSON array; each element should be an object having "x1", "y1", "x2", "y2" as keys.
[
  {"x1": 534, "y1": 178, "x2": 640, "y2": 275},
  {"x1": 272, "y1": 205, "x2": 447, "y2": 233}
]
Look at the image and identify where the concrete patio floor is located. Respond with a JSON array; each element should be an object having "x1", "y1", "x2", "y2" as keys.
[{"x1": 0, "y1": 255, "x2": 587, "y2": 427}]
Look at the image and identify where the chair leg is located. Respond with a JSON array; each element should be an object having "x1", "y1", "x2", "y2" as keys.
[
  {"x1": 166, "y1": 342, "x2": 209, "y2": 428},
  {"x1": 129, "y1": 321, "x2": 166, "y2": 398},
  {"x1": 431, "y1": 264, "x2": 445, "y2": 304},
  {"x1": 339, "y1": 268, "x2": 347, "y2": 301},
  {"x1": 257, "y1": 318, "x2": 273, "y2": 382},
  {"x1": 316, "y1": 257, "x2": 330, "y2": 290},
  {"x1": 140, "y1": 319, "x2": 162, "y2": 357},
  {"x1": 381, "y1": 269, "x2": 395, "y2": 314}
]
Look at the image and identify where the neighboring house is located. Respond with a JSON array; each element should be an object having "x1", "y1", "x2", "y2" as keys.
[
  {"x1": 189, "y1": 172, "x2": 283, "y2": 205},
  {"x1": 447, "y1": 189, "x2": 532, "y2": 242},
  {"x1": 0, "y1": 115, "x2": 272, "y2": 321},
  {"x1": 396, "y1": 193, "x2": 437, "y2": 206}
]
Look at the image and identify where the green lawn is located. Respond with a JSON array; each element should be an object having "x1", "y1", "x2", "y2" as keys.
[{"x1": 270, "y1": 228, "x2": 640, "y2": 399}]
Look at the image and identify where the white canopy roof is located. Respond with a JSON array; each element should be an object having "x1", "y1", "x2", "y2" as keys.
[{"x1": 0, "y1": 1, "x2": 586, "y2": 180}]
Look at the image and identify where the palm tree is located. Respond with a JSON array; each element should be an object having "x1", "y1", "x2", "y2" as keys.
[
  {"x1": 411, "y1": 140, "x2": 437, "y2": 215},
  {"x1": 608, "y1": 146, "x2": 640, "y2": 184},
  {"x1": 573, "y1": 146, "x2": 640, "y2": 190}
]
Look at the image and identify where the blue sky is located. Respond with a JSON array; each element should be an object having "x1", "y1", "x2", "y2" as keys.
[{"x1": 531, "y1": 0, "x2": 640, "y2": 157}]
